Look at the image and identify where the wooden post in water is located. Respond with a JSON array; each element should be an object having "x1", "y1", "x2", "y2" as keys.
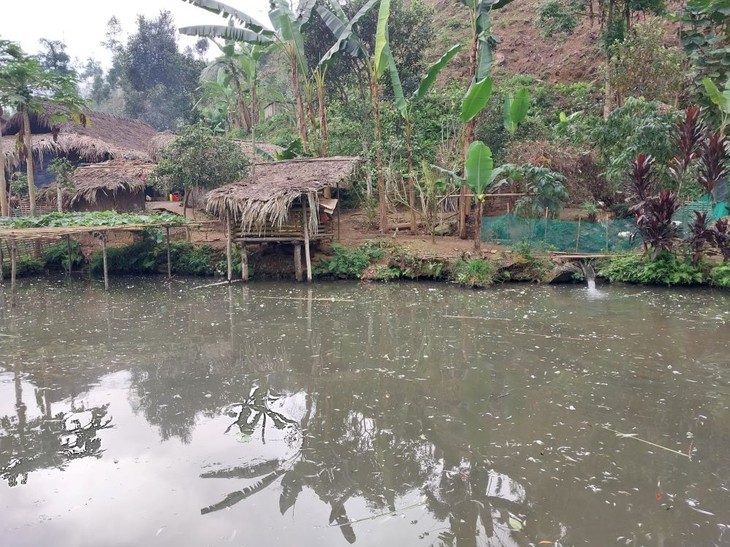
[
  {"x1": 0, "y1": 241, "x2": 4, "y2": 286},
  {"x1": 101, "y1": 232, "x2": 109, "y2": 291},
  {"x1": 225, "y1": 215, "x2": 233, "y2": 283},
  {"x1": 294, "y1": 243, "x2": 303, "y2": 282},
  {"x1": 302, "y1": 202, "x2": 312, "y2": 283},
  {"x1": 336, "y1": 181, "x2": 341, "y2": 242},
  {"x1": 240, "y1": 244, "x2": 249, "y2": 282},
  {"x1": 165, "y1": 227, "x2": 172, "y2": 279},
  {"x1": 66, "y1": 235, "x2": 73, "y2": 275},
  {"x1": 10, "y1": 239, "x2": 16, "y2": 293}
]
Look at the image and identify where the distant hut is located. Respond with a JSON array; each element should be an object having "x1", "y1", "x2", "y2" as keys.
[
  {"x1": 1, "y1": 105, "x2": 159, "y2": 187},
  {"x1": 70, "y1": 160, "x2": 155, "y2": 212},
  {"x1": 206, "y1": 156, "x2": 359, "y2": 282}
]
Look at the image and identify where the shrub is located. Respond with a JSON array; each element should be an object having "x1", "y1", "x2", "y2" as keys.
[
  {"x1": 449, "y1": 258, "x2": 494, "y2": 288},
  {"x1": 90, "y1": 240, "x2": 160, "y2": 276},
  {"x1": 599, "y1": 252, "x2": 705, "y2": 286},
  {"x1": 314, "y1": 242, "x2": 385, "y2": 279},
  {"x1": 42, "y1": 239, "x2": 84, "y2": 271},
  {"x1": 169, "y1": 242, "x2": 221, "y2": 276},
  {"x1": 710, "y1": 262, "x2": 730, "y2": 288}
]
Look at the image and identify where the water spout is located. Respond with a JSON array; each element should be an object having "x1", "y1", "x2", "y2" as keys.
[{"x1": 582, "y1": 262, "x2": 597, "y2": 291}]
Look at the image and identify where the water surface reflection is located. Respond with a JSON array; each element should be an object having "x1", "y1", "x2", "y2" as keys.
[{"x1": 0, "y1": 279, "x2": 728, "y2": 546}]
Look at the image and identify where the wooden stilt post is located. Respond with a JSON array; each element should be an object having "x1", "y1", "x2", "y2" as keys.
[
  {"x1": 101, "y1": 232, "x2": 109, "y2": 291},
  {"x1": 302, "y1": 202, "x2": 312, "y2": 283},
  {"x1": 66, "y1": 235, "x2": 72, "y2": 275},
  {"x1": 225, "y1": 215, "x2": 232, "y2": 283},
  {"x1": 10, "y1": 239, "x2": 16, "y2": 293},
  {"x1": 294, "y1": 243, "x2": 303, "y2": 282},
  {"x1": 240, "y1": 244, "x2": 249, "y2": 282},
  {"x1": 575, "y1": 217, "x2": 581, "y2": 253},
  {"x1": 0, "y1": 240, "x2": 4, "y2": 286},
  {"x1": 336, "y1": 182, "x2": 340, "y2": 242},
  {"x1": 165, "y1": 227, "x2": 172, "y2": 279}
]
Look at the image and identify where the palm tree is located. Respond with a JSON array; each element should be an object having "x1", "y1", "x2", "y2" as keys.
[{"x1": 0, "y1": 40, "x2": 85, "y2": 216}]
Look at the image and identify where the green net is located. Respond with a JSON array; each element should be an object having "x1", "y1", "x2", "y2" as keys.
[
  {"x1": 481, "y1": 214, "x2": 638, "y2": 253},
  {"x1": 481, "y1": 196, "x2": 729, "y2": 252}
]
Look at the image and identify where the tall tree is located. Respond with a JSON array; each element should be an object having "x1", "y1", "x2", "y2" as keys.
[
  {"x1": 104, "y1": 11, "x2": 204, "y2": 130},
  {"x1": 36, "y1": 39, "x2": 75, "y2": 77},
  {"x1": 0, "y1": 40, "x2": 85, "y2": 216}
]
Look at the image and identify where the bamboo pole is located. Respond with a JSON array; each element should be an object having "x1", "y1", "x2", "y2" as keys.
[
  {"x1": 575, "y1": 217, "x2": 582, "y2": 253},
  {"x1": 101, "y1": 232, "x2": 109, "y2": 291},
  {"x1": 10, "y1": 239, "x2": 16, "y2": 293},
  {"x1": 0, "y1": 241, "x2": 4, "y2": 285},
  {"x1": 302, "y1": 203, "x2": 312, "y2": 283},
  {"x1": 165, "y1": 227, "x2": 172, "y2": 279},
  {"x1": 225, "y1": 215, "x2": 232, "y2": 283},
  {"x1": 240, "y1": 244, "x2": 249, "y2": 282},
  {"x1": 294, "y1": 243, "x2": 303, "y2": 282}
]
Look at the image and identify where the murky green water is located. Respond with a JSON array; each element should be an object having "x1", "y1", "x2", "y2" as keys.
[{"x1": 0, "y1": 278, "x2": 728, "y2": 546}]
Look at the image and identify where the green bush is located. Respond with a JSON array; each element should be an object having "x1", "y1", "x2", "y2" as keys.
[
  {"x1": 42, "y1": 240, "x2": 84, "y2": 271},
  {"x1": 90, "y1": 240, "x2": 160, "y2": 276},
  {"x1": 710, "y1": 262, "x2": 730, "y2": 288},
  {"x1": 169, "y1": 241, "x2": 222, "y2": 276},
  {"x1": 389, "y1": 251, "x2": 445, "y2": 280},
  {"x1": 315, "y1": 242, "x2": 385, "y2": 279},
  {"x1": 15, "y1": 257, "x2": 45, "y2": 277},
  {"x1": 599, "y1": 252, "x2": 705, "y2": 286},
  {"x1": 374, "y1": 266, "x2": 401, "y2": 282},
  {"x1": 449, "y1": 258, "x2": 495, "y2": 288}
]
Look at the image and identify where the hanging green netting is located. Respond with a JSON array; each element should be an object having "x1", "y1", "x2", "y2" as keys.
[
  {"x1": 673, "y1": 195, "x2": 729, "y2": 237},
  {"x1": 481, "y1": 214, "x2": 638, "y2": 253}
]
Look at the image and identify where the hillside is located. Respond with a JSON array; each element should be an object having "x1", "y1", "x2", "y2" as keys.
[{"x1": 424, "y1": 0, "x2": 604, "y2": 84}]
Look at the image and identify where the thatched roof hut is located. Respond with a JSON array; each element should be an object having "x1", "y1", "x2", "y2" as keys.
[
  {"x1": 1, "y1": 106, "x2": 159, "y2": 173},
  {"x1": 206, "y1": 156, "x2": 359, "y2": 234},
  {"x1": 69, "y1": 160, "x2": 155, "y2": 212}
]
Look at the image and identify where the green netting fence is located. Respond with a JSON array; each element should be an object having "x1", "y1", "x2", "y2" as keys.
[
  {"x1": 482, "y1": 196, "x2": 729, "y2": 253},
  {"x1": 481, "y1": 215, "x2": 638, "y2": 253}
]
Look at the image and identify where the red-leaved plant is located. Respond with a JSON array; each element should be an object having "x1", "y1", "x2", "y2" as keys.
[
  {"x1": 697, "y1": 132, "x2": 728, "y2": 196},
  {"x1": 711, "y1": 218, "x2": 730, "y2": 260},
  {"x1": 628, "y1": 154, "x2": 656, "y2": 210},
  {"x1": 634, "y1": 190, "x2": 680, "y2": 258},
  {"x1": 687, "y1": 210, "x2": 713, "y2": 263},
  {"x1": 669, "y1": 107, "x2": 704, "y2": 178}
]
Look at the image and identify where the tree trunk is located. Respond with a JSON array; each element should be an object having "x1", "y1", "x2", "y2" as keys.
[
  {"x1": 318, "y1": 77, "x2": 328, "y2": 157},
  {"x1": 473, "y1": 200, "x2": 484, "y2": 251},
  {"x1": 603, "y1": 65, "x2": 613, "y2": 120},
  {"x1": 231, "y1": 74, "x2": 252, "y2": 132},
  {"x1": 0, "y1": 118, "x2": 8, "y2": 217},
  {"x1": 406, "y1": 119, "x2": 417, "y2": 233},
  {"x1": 56, "y1": 184, "x2": 63, "y2": 213},
  {"x1": 372, "y1": 70, "x2": 388, "y2": 233},
  {"x1": 292, "y1": 57, "x2": 308, "y2": 148},
  {"x1": 459, "y1": 30, "x2": 480, "y2": 239},
  {"x1": 22, "y1": 107, "x2": 37, "y2": 217},
  {"x1": 251, "y1": 67, "x2": 257, "y2": 176}
]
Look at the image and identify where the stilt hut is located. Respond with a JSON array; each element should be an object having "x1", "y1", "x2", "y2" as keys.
[
  {"x1": 206, "y1": 156, "x2": 359, "y2": 282},
  {"x1": 69, "y1": 160, "x2": 155, "y2": 212}
]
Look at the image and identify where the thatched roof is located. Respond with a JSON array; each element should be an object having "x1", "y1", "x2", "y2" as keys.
[
  {"x1": 2, "y1": 107, "x2": 159, "y2": 171},
  {"x1": 70, "y1": 160, "x2": 155, "y2": 205},
  {"x1": 148, "y1": 132, "x2": 283, "y2": 163},
  {"x1": 206, "y1": 156, "x2": 359, "y2": 233}
]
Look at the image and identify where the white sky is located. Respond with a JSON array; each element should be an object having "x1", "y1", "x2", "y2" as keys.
[{"x1": 0, "y1": 0, "x2": 271, "y2": 68}]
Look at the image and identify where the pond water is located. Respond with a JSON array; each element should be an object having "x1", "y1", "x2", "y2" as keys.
[{"x1": 0, "y1": 278, "x2": 728, "y2": 546}]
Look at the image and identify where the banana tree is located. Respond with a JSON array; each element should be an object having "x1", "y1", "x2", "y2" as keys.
[
  {"x1": 457, "y1": 0, "x2": 515, "y2": 238},
  {"x1": 0, "y1": 40, "x2": 86, "y2": 217},
  {"x1": 372, "y1": 0, "x2": 392, "y2": 233},
  {"x1": 387, "y1": 43, "x2": 463, "y2": 232},
  {"x1": 316, "y1": 0, "x2": 379, "y2": 160},
  {"x1": 179, "y1": 0, "x2": 315, "y2": 147},
  {"x1": 436, "y1": 141, "x2": 512, "y2": 250}
]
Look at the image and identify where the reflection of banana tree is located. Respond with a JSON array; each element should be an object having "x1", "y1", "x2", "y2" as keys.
[
  {"x1": 200, "y1": 385, "x2": 299, "y2": 515},
  {"x1": 224, "y1": 385, "x2": 297, "y2": 441}
]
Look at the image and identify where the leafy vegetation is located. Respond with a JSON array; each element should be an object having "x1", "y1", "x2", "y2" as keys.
[
  {"x1": 314, "y1": 242, "x2": 385, "y2": 278},
  {"x1": 449, "y1": 257, "x2": 494, "y2": 288},
  {"x1": 599, "y1": 253, "x2": 706, "y2": 286},
  {"x1": 0, "y1": 211, "x2": 189, "y2": 229}
]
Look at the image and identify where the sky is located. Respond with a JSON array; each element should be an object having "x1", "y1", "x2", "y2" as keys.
[{"x1": 0, "y1": 0, "x2": 271, "y2": 67}]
